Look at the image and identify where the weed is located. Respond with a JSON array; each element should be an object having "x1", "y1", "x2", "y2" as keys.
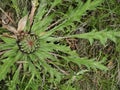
[{"x1": 0, "y1": 0, "x2": 120, "y2": 90}]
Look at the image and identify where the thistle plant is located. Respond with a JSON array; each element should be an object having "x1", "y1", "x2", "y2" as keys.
[{"x1": 0, "y1": 0, "x2": 120, "y2": 89}]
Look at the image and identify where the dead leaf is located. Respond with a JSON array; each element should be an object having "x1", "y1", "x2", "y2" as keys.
[
  {"x1": 2, "y1": 24, "x2": 17, "y2": 34},
  {"x1": 17, "y1": 15, "x2": 28, "y2": 32}
]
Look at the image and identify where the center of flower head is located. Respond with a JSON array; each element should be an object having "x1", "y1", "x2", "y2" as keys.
[{"x1": 17, "y1": 32, "x2": 40, "y2": 54}]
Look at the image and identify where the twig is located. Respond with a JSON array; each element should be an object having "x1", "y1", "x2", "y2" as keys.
[
  {"x1": 2, "y1": 24, "x2": 17, "y2": 34},
  {"x1": 47, "y1": 59, "x2": 69, "y2": 75},
  {"x1": 45, "y1": 7, "x2": 53, "y2": 17},
  {"x1": 29, "y1": 0, "x2": 38, "y2": 26},
  {"x1": 0, "y1": 51, "x2": 5, "y2": 56},
  {"x1": 2, "y1": 33, "x2": 17, "y2": 39},
  {"x1": 0, "y1": 49, "x2": 11, "y2": 56},
  {"x1": 29, "y1": 5, "x2": 36, "y2": 26},
  {"x1": 18, "y1": 63, "x2": 22, "y2": 71},
  {"x1": 47, "y1": 19, "x2": 62, "y2": 30},
  {"x1": 0, "y1": 7, "x2": 15, "y2": 24},
  {"x1": 16, "y1": 61, "x2": 28, "y2": 64}
]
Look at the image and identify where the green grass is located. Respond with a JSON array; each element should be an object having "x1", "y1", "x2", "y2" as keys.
[{"x1": 0, "y1": 0, "x2": 120, "y2": 90}]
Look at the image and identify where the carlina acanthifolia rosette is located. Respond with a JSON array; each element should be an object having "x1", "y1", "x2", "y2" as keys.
[{"x1": 17, "y1": 33, "x2": 40, "y2": 54}]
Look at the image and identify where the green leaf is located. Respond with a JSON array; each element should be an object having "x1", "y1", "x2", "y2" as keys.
[
  {"x1": 63, "y1": 56, "x2": 108, "y2": 71},
  {"x1": 51, "y1": 0, "x2": 62, "y2": 8},
  {"x1": 0, "y1": 36, "x2": 16, "y2": 44},
  {"x1": 90, "y1": 0, "x2": 104, "y2": 10},
  {"x1": 66, "y1": 30, "x2": 118, "y2": 45},
  {"x1": 43, "y1": 0, "x2": 104, "y2": 37},
  {"x1": 35, "y1": 51, "x2": 62, "y2": 82},
  {"x1": 0, "y1": 49, "x2": 16, "y2": 60},
  {"x1": 32, "y1": 14, "x2": 54, "y2": 34},
  {"x1": 34, "y1": 0, "x2": 47, "y2": 21},
  {"x1": 0, "y1": 51, "x2": 22, "y2": 80},
  {"x1": 8, "y1": 65, "x2": 21, "y2": 90},
  {"x1": 61, "y1": 85, "x2": 76, "y2": 90},
  {"x1": 0, "y1": 43, "x2": 15, "y2": 51},
  {"x1": 11, "y1": 0, "x2": 20, "y2": 17}
]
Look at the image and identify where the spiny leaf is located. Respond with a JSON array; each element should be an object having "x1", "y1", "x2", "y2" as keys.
[
  {"x1": 44, "y1": 0, "x2": 104, "y2": 37},
  {"x1": 0, "y1": 36, "x2": 16, "y2": 44},
  {"x1": 0, "y1": 43, "x2": 16, "y2": 51},
  {"x1": 51, "y1": 0, "x2": 62, "y2": 8},
  {"x1": 9, "y1": 65, "x2": 21, "y2": 90},
  {"x1": 32, "y1": 14, "x2": 54, "y2": 34},
  {"x1": 0, "y1": 51, "x2": 22, "y2": 80},
  {"x1": 34, "y1": 0, "x2": 47, "y2": 21},
  {"x1": 35, "y1": 52, "x2": 62, "y2": 82},
  {"x1": 0, "y1": 49, "x2": 17, "y2": 60},
  {"x1": 66, "y1": 30, "x2": 118, "y2": 45},
  {"x1": 63, "y1": 56, "x2": 108, "y2": 71}
]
